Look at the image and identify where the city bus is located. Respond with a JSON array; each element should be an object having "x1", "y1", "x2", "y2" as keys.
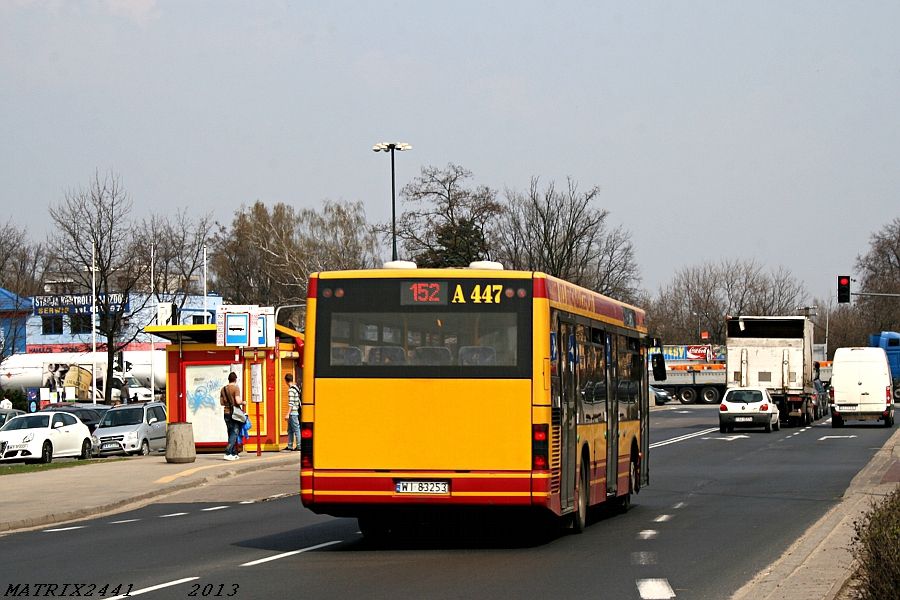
[{"x1": 300, "y1": 264, "x2": 655, "y2": 538}]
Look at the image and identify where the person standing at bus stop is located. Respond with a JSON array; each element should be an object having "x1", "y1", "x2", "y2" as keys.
[
  {"x1": 220, "y1": 372, "x2": 245, "y2": 460},
  {"x1": 285, "y1": 373, "x2": 301, "y2": 451}
]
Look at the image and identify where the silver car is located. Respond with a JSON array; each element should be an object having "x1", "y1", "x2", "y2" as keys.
[{"x1": 91, "y1": 402, "x2": 167, "y2": 456}]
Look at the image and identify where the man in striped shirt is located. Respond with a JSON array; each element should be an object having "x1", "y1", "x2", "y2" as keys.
[{"x1": 285, "y1": 373, "x2": 301, "y2": 451}]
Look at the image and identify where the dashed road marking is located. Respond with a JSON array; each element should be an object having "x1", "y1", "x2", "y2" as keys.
[
  {"x1": 819, "y1": 435, "x2": 858, "y2": 440},
  {"x1": 701, "y1": 435, "x2": 749, "y2": 441},
  {"x1": 108, "y1": 576, "x2": 199, "y2": 600},
  {"x1": 240, "y1": 540, "x2": 342, "y2": 566},
  {"x1": 43, "y1": 526, "x2": 87, "y2": 532},
  {"x1": 110, "y1": 519, "x2": 140, "y2": 524},
  {"x1": 672, "y1": 502, "x2": 686, "y2": 509},
  {"x1": 653, "y1": 514, "x2": 672, "y2": 522},
  {"x1": 637, "y1": 530, "x2": 658, "y2": 540},
  {"x1": 202, "y1": 506, "x2": 229, "y2": 511},
  {"x1": 637, "y1": 578, "x2": 676, "y2": 599},
  {"x1": 631, "y1": 551, "x2": 659, "y2": 565},
  {"x1": 159, "y1": 512, "x2": 188, "y2": 518}
]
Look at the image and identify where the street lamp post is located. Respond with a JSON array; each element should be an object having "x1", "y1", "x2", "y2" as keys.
[{"x1": 372, "y1": 142, "x2": 411, "y2": 261}]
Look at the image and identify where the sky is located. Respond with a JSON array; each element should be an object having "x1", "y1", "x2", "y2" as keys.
[{"x1": 1, "y1": 1, "x2": 898, "y2": 304}]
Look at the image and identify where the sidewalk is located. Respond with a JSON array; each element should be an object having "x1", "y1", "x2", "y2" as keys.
[
  {"x1": 0, "y1": 451, "x2": 301, "y2": 533},
  {"x1": 732, "y1": 425, "x2": 900, "y2": 600}
]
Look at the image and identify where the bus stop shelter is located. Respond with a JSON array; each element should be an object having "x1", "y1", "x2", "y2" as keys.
[{"x1": 145, "y1": 322, "x2": 304, "y2": 453}]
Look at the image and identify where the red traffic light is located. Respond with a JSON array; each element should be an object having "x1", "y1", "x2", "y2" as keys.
[{"x1": 837, "y1": 275, "x2": 851, "y2": 303}]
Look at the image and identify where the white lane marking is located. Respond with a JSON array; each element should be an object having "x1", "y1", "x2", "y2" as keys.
[
  {"x1": 43, "y1": 526, "x2": 87, "y2": 532},
  {"x1": 637, "y1": 530, "x2": 658, "y2": 540},
  {"x1": 109, "y1": 519, "x2": 140, "y2": 524},
  {"x1": 631, "y1": 551, "x2": 659, "y2": 565},
  {"x1": 650, "y1": 428, "x2": 719, "y2": 448},
  {"x1": 202, "y1": 506, "x2": 229, "y2": 511},
  {"x1": 819, "y1": 435, "x2": 858, "y2": 440},
  {"x1": 240, "y1": 540, "x2": 342, "y2": 566},
  {"x1": 701, "y1": 435, "x2": 749, "y2": 441},
  {"x1": 108, "y1": 577, "x2": 198, "y2": 600},
  {"x1": 239, "y1": 500, "x2": 255, "y2": 504},
  {"x1": 653, "y1": 514, "x2": 672, "y2": 522},
  {"x1": 159, "y1": 512, "x2": 188, "y2": 518},
  {"x1": 673, "y1": 502, "x2": 686, "y2": 509},
  {"x1": 637, "y1": 578, "x2": 676, "y2": 599},
  {"x1": 676, "y1": 411, "x2": 692, "y2": 414}
]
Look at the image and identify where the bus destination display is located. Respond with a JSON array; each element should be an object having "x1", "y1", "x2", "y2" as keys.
[{"x1": 400, "y1": 281, "x2": 448, "y2": 305}]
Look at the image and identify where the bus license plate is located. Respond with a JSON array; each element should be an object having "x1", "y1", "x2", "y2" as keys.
[
  {"x1": 735, "y1": 417, "x2": 752, "y2": 422},
  {"x1": 395, "y1": 481, "x2": 449, "y2": 495}
]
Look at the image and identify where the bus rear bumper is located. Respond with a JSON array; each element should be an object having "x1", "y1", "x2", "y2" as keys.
[{"x1": 301, "y1": 469, "x2": 553, "y2": 514}]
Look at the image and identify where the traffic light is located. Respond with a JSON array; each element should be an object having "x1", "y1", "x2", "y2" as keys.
[{"x1": 837, "y1": 275, "x2": 851, "y2": 303}]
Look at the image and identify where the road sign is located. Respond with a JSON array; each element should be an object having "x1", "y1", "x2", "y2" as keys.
[
  {"x1": 225, "y1": 313, "x2": 250, "y2": 346},
  {"x1": 216, "y1": 305, "x2": 276, "y2": 347}
]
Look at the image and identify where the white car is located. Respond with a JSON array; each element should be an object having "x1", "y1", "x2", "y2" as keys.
[
  {"x1": 719, "y1": 387, "x2": 780, "y2": 433},
  {"x1": 0, "y1": 412, "x2": 93, "y2": 463}
]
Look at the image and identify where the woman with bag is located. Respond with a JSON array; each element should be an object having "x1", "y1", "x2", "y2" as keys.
[{"x1": 220, "y1": 372, "x2": 245, "y2": 461}]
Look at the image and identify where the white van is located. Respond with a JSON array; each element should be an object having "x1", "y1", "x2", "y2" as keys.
[{"x1": 830, "y1": 347, "x2": 894, "y2": 428}]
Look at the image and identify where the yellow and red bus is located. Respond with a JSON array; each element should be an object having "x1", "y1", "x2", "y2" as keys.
[{"x1": 300, "y1": 265, "x2": 653, "y2": 536}]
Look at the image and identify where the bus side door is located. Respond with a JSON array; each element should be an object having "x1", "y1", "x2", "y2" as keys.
[
  {"x1": 559, "y1": 321, "x2": 578, "y2": 512},
  {"x1": 606, "y1": 333, "x2": 619, "y2": 496}
]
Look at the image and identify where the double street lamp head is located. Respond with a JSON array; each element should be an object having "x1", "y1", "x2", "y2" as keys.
[
  {"x1": 373, "y1": 142, "x2": 412, "y2": 262},
  {"x1": 372, "y1": 142, "x2": 412, "y2": 152}
]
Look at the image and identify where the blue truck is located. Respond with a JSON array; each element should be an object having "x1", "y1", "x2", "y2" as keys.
[{"x1": 869, "y1": 331, "x2": 900, "y2": 401}]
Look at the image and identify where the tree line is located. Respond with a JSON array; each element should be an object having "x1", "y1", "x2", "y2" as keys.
[{"x1": 2, "y1": 168, "x2": 898, "y2": 377}]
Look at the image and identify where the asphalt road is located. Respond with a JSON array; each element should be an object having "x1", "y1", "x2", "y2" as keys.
[{"x1": 1, "y1": 405, "x2": 893, "y2": 600}]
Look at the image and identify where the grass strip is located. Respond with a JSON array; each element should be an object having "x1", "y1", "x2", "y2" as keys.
[{"x1": 0, "y1": 457, "x2": 128, "y2": 476}]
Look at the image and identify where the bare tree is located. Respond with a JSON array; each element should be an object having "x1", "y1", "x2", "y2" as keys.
[
  {"x1": 495, "y1": 177, "x2": 642, "y2": 303},
  {"x1": 210, "y1": 200, "x2": 379, "y2": 324},
  {"x1": 47, "y1": 171, "x2": 151, "y2": 403},
  {"x1": 137, "y1": 209, "x2": 215, "y2": 320},
  {"x1": 855, "y1": 217, "x2": 900, "y2": 333},
  {"x1": 0, "y1": 220, "x2": 47, "y2": 377},
  {"x1": 647, "y1": 259, "x2": 808, "y2": 345},
  {"x1": 392, "y1": 164, "x2": 502, "y2": 267}
]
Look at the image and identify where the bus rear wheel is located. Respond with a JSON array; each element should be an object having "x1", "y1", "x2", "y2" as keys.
[
  {"x1": 572, "y1": 462, "x2": 588, "y2": 534},
  {"x1": 358, "y1": 514, "x2": 390, "y2": 542}
]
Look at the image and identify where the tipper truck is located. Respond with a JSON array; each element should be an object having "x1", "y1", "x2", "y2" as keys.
[
  {"x1": 725, "y1": 316, "x2": 816, "y2": 426},
  {"x1": 649, "y1": 345, "x2": 727, "y2": 404}
]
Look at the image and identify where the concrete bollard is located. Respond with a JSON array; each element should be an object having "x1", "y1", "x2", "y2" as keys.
[{"x1": 165, "y1": 422, "x2": 196, "y2": 464}]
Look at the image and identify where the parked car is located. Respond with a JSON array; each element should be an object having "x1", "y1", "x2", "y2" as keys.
[
  {"x1": 719, "y1": 387, "x2": 780, "y2": 433},
  {"x1": 0, "y1": 408, "x2": 24, "y2": 428},
  {"x1": 0, "y1": 412, "x2": 93, "y2": 463},
  {"x1": 650, "y1": 386, "x2": 673, "y2": 406},
  {"x1": 39, "y1": 404, "x2": 104, "y2": 433},
  {"x1": 91, "y1": 401, "x2": 167, "y2": 456}
]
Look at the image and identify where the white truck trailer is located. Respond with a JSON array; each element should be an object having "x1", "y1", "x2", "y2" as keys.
[
  {"x1": 649, "y1": 345, "x2": 727, "y2": 404},
  {"x1": 725, "y1": 316, "x2": 816, "y2": 426}
]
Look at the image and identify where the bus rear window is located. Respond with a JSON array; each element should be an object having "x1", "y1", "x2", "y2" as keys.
[
  {"x1": 330, "y1": 312, "x2": 517, "y2": 366},
  {"x1": 313, "y1": 277, "x2": 532, "y2": 378}
]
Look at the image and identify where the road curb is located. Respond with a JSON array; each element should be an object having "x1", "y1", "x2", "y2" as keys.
[
  {"x1": 0, "y1": 454, "x2": 300, "y2": 534},
  {"x1": 731, "y1": 425, "x2": 900, "y2": 600}
]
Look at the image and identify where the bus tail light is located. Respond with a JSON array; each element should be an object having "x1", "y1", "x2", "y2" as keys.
[
  {"x1": 300, "y1": 422, "x2": 313, "y2": 468},
  {"x1": 532, "y1": 424, "x2": 549, "y2": 471}
]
